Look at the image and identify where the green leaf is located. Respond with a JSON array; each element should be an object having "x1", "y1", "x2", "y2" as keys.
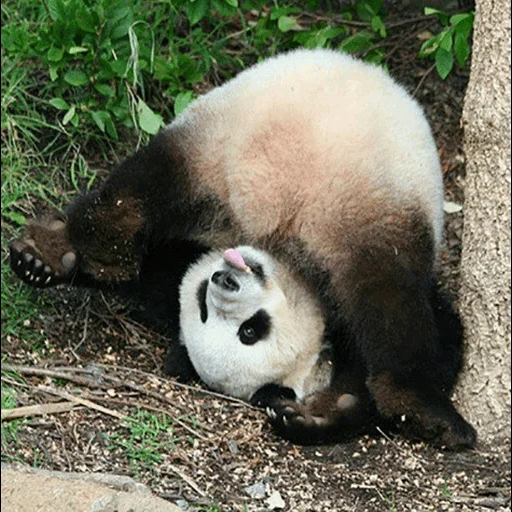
[
  {"x1": 453, "y1": 14, "x2": 474, "y2": 39},
  {"x1": 270, "y1": 6, "x2": 301, "y2": 20},
  {"x1": 75, "y1": 5, "x2": 96, "y2": 33},
  {"x1": 435, "y1": 47, "x2": 454, "y2": 79},
  {"x1": 49, "y1": 65, "x2": 59, "y2": 81},
  {"x1": 424, "y1": 7, "x2": 448, "y2": 26},
  {"x1": 418, "y1": 33, "x2": 441, "y2": 58},
  {"x1": 68, "y1": 46, "x2": 88, "y2": 55},
  {"x1": 439, "y1": 30, "x2": 453, "y2": 51},
  {"x1": 186, "y1": 0, "x2": 210, "y2": 26},
  {"x1": 339, "y1": 31, "x2": 374, "y2": 54},
  {"x1": 5, "y1": 211, "x2": 26, "y2": 226},
  {"x1": 224, "y1": 0, "x2": 238, "y2": 6},
  {"x1": 454, "y1": 31, "x2": 470, "y2": 67},
  {"x1": 211, "y1": 0, "x2": 237, "y2": 16},
  {"x1": 47, "y1": 0, "x2": 66, "y2": 21},
  {"x1": 137, "y1": 99, "x2": 163, "y2": 135},
  {"x1": 47, "y1": 46, "x2": 64, "y2": 62},
  {"x1": 49, "y1": 98, "x2": 70, "y2": 110},
  {"x1": 63, "y1": 106, "x2": 76, "y2": 125},
  {"x1": 64, "y1": 70, "x2": 89, "y2": 86},
  {"x1": 94, "y1": 83, "x2": 115, "y2": 97},
  {"x1": 104, "y1": 115, "x2": 118, "y2": 140},
  {"x1": 371, "y1": 15, "x2": 387, "y2": 38},
  {"x1": 174, "y1": 91, "x2": 195, "y2": 117},
  {"x1": 278, "y1": 16, "x2": 297, "y2": 33},
  {"x1": 90, "y1": 110, "x2": 106, "y2": 132},
  {"x1": 356, "y1": 2, "x2": 376, "y2": 22},
  {"x1": 450, "y1": 13, "x2": 472, "y2": 26}
]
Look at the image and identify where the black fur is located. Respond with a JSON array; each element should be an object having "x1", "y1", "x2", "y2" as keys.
[
  {"x1": 197, "y1": 279, "x2": 208, "y2": 323},
  {"x1": 250, "y1": 383, "x2": 297, "y2": 408}
]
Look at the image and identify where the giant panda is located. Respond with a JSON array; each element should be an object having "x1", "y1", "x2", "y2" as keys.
[{"x1": 9, "y1": 48, "x2": 476, "y2": 449}]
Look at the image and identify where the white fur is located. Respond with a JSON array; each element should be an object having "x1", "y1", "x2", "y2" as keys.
[{"x1": 179, "y1": 246, "x2": 330, "y2": 401}]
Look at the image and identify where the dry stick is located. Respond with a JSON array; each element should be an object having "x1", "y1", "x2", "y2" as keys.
[
  {"x1": 4, "y1": 363, "x2": 190, "y2": 413},
  {"x1": 37, "y1": 385, "x2": 127, "y2": 420},
  {"x1": 412, "y1": 63, "x2": 437, "y2": 98},
  {"x1": 1, "y1": 402, "x2": 77, "y2": 420},
  {"x1": 2, "y1": 364, "x2": 107, "y2": 389},
  {"x1": 99, "y1": 363, "x2": 256, "y2": 409},
  {"x1": 165, "y1": 464, "x2": 208, "y2": 498},
  {"x1": 70, "y1": 298, "x2": 91, "y2": 359}
]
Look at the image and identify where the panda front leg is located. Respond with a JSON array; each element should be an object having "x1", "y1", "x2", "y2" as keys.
[
  {"x1": 266, "y1": 388, "x2": 375, "y2": 445},
  {"x1": 9, "y1": 188, "x2": 146, "y2": 289},
  {"x1": 9, "y1": 132, "x2": 208, "y2": 289}
]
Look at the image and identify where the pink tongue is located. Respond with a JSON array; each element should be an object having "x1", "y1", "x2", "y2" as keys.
[{"x1": 223, "y1": 248, "x2": 246, "y2": 270}]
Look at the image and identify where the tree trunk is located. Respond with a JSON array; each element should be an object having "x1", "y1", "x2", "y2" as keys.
[{"x1": 457, "y1": 0, "x2": 511, "y2": 444}]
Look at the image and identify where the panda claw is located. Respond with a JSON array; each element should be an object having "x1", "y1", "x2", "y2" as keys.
[{"x1": 44, "y1": 276, "x2": 52, "y2": 285}]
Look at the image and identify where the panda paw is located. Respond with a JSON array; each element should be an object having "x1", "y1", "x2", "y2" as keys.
[
  {"x1": 266, "y1": 391, "x2": 362, "y2": 445},
  {"x1": 9, "y1": 213, "x2": 78, "y2": 288}
]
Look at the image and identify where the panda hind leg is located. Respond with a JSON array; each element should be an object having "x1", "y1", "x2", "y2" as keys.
[{"x1": 341, "y1": 246, "x2": 477, "y2": 450}]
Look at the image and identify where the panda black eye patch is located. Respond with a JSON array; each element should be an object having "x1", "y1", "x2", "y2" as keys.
[
  {"x1": 197, "y1": 279, "x2": 208, "y2": 323},
  {"x1": 238, "y1": 309, "x2": 271, "y2": 345}
]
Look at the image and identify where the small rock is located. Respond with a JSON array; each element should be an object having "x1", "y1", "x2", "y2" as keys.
[
  {"x1": 266, "y1": 490, "x2": 285, "y2": 510},
  {"x1": 244, "y1": 481, "x2": 267, "y2": 499}
]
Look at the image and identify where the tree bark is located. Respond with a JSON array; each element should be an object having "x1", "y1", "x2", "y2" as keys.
[{"x1": 457, "y1": 0, "x2": 511, "y2": 443}]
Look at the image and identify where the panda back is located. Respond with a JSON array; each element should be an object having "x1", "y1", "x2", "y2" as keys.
[{"x1": 165, "y1": 49, "x2": 444, "y2": 251}]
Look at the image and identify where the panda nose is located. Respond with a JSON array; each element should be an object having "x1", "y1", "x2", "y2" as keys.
[{"x1": 211, "y1": 271, "x2": 240, "y2": 292}]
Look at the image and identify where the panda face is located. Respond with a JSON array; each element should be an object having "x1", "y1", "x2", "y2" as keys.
[
  {"x1": 179, "y1": 246, "x2": 327, "y2": 400},
  {"x1": 198, "y1": 247, "x2": 280, "y2": 346}
]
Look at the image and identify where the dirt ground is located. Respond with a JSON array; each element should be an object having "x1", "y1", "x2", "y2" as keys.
[{"x1": 2, "y1": 13, "x2": 510, "y2": 512}]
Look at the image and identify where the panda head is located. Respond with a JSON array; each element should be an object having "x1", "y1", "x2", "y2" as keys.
[{"x1": 179, "y1": 246, "x2": 328, "y2": 401}]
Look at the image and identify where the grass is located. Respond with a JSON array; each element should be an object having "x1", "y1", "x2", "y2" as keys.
[
  {"x1": 1, "y1": 385, "x2": 22, "y2": 453},
  {"x1": 106, "y1": 409, "x2": 183, "y2": 471}
]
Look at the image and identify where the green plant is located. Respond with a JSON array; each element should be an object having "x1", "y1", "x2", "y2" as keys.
[
  {"x1": 419, "y1": 7, "x2": 474, "y2": 79},
  {"x1": 107, "y1": 409, "x2": 182, "y2": 469},
  {"x1": 1, "y1": 386, "x2": 21, "y2": 449},
  {"x1": 439, "y1": 477, "x2": 453, "y2": 498},
  {"x1": 2, "y1": 0, "x2": 164, "y2": 138}
]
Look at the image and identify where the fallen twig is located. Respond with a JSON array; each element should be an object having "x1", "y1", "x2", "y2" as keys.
[
  {"x1": 1, "y1": 402, "x2": 77, "y2": 420},
  {"x1": 165, "y1": 463, "x2": 208, "y2": 498},
  {"x1": 2, "y1": 364, "x2": 107, "y2": 389},
  {"x1": 36, "y1": 385, "x2": 127, "y2": 421},
  {"x1": 412, "y1": 63, "x2": 437, "y2": 97}
]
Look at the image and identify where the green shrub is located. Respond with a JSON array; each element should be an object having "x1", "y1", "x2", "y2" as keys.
[{"x1": 419, "y1": 8, "x2": 474, "y2": 79}]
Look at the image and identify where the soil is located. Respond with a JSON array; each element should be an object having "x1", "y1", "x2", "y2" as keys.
[{"x1": 1, "y1": 12, "x2": 510, "y2": 512}]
